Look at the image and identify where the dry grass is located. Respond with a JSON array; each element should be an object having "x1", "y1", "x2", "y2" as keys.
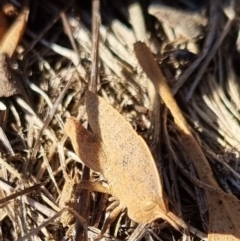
[{"x1": 0, "y1": 0, "x2": 240, "y2": 240}]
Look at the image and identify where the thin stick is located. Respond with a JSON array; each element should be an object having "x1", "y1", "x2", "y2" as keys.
[
  {"x1": 0, "y1": 180, "x2": 48, "y2": 205},
  {"x1": 89, "y1": 0, "x2": 100, "y2": 93}
]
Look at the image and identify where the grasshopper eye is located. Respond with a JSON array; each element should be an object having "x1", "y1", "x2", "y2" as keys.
[{"x1": 143, "y1": 201, "x2": 156, "y2": 212}]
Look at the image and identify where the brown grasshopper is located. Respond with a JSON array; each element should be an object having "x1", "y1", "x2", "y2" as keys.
[{"x1": 64, "y1": 90, "x2": 188, "y2": 235}]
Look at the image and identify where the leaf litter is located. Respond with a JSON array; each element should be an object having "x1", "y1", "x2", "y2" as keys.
[{"x1": 0, "y1": 0, "x2": 240, "y2": 241}]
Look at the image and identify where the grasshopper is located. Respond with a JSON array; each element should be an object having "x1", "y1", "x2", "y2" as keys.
[{"x1": 64, "y1": 90, "x2": 188, "y2": 235}]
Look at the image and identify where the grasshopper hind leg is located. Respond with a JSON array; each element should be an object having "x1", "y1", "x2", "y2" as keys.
[{"x1": 98, "y1": 198, "x2": 125, "y2": 239}]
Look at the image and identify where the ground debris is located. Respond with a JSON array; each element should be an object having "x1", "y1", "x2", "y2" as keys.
[{"x1": 0, "y1": 0, "x2": 240, "y2": 240}]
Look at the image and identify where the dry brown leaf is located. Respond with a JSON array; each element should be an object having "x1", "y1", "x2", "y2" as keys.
[
  {"x1": 0, "y1": 8, "x2": 29, "y2": 58},
  {"x1": 148, "y1": 3, "x2": 207, "y2": 40},
  {"x1": 64, "y1": 91, "x2": 188, "y2": 235},
  {"x1": 0, "y1": 8, "x2": 29, "y2": 98},
  {"x1": 0, "y1": 53, "x2": 22, "y2": 98},
  {"x1": 134, "y1": 41, "x2": 240, "y2": 241}
]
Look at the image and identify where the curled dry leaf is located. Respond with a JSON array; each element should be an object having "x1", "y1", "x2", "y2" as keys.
[
  {"x1": 0, "y1": 8, "x2": 29, "y2": 58},
  {"x1": 0, "y1": 8, "x2": 29, "y2": 98},
  {"x1": 134, "y1": 41, "x2": 240, "y2": 241},
  {"x1": 64, "y1": 91, "x2": 188, "y2": 235}
]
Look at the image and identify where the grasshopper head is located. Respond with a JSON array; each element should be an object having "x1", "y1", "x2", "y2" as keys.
[{"x1": 128, "y1": 198, "x2": 188, "y2": 232}]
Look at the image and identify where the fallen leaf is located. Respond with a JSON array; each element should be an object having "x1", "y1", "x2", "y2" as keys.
[
  {"x1": 0, "y1": 8, "x2": 29, "y2": 98},
  {"x1": 0, "y1": 53, "x2": 22, "y2": 98},
  {"x1": 64, "y1": 91, "x2": 188, "y2": 236},
  {"x1": 148, "y1": 3, "x2": 207, "y2": 40},
  {"x1": 0, "y1": 8, "x2": 29, "y2": 58},
  {"x1": 134, "y1": 41, "x2": 240, "y2": 241}
]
